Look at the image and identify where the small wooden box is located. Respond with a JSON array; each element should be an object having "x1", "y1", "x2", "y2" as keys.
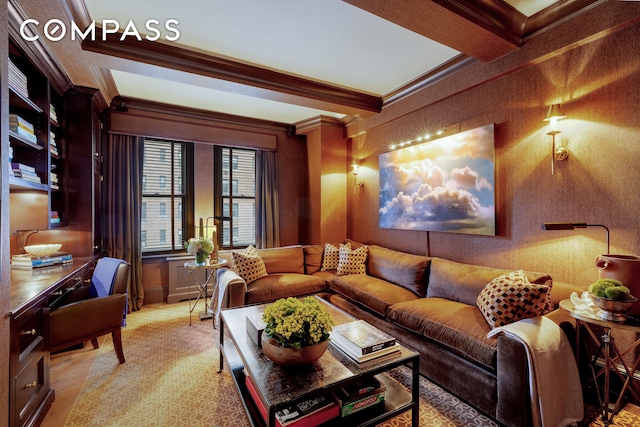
[{"x1": 246, "y1": 313, "x2": 266, "y2": 347}]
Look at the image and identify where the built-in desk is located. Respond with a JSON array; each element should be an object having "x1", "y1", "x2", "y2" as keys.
[{"x1": 9, "y1": 256, "x2": 96, "y2": 427}]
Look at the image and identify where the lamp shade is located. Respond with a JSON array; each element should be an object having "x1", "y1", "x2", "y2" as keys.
[
  {"x1": 541, "y1": 222, "x2": 587, "y2": 230},
  {"x1": 544, "y1": 104, "x2": 567, "y2": 122}
]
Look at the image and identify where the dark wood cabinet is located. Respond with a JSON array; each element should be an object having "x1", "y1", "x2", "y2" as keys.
[{"x1": 9, "y1": 258, "x2": 96, "y2": 427}]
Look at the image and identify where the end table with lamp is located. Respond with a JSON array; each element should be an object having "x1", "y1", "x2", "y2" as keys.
[
  {"x1": 560, "y1": 295, "x2": 640, "y2": 426},
  {"x1": 184, "y1": 258, "x2": 228, "y2": 325}
]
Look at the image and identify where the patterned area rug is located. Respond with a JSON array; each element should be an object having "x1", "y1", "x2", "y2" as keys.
[{"x1": 60, "y1": 302, "x2": 640, "y2": 426}]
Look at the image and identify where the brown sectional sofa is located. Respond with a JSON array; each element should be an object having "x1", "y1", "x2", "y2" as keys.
[{"x1": 218, "y1": 242, "x2": 581, "y2": 427}]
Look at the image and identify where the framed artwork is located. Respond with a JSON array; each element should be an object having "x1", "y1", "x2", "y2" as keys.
[{"x1": 379, "y1": 123, "x2": 495, "y2": 236}]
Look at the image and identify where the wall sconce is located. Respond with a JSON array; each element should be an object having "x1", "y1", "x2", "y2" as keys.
[
  {"x1": 542, "y1": 222, "x2": 610, "y2": 254},
  {"x1": 543, "y1": 103, "x2": 569, "y2": 175},
  {"x1": 352, "y1": 159, "x2": 364, "y2": 194}
]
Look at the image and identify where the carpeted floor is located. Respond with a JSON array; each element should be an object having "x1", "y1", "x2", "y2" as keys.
[{"x1": 43, "y1": 302, "x2": 640, "y2": 426}]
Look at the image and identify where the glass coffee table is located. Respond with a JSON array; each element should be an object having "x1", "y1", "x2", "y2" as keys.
[{"x1": 219, "y1": 296, "x2": 420, "y2": 427}]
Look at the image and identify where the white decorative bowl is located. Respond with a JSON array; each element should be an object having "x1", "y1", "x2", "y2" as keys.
[{"x1": 24, "y1": 244, "x2": 62, "y2": 258}]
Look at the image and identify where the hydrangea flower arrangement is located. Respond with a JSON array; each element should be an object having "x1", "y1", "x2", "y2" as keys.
[
  {"x1": 184, "y1": 236, "x2": 214, "y2": 254},
  {"x1": 262, "y1": 297, "x2": 334, "y2": 349}
]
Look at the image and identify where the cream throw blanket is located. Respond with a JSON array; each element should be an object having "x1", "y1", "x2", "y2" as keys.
[
  {"x1": 209, "y1": 268, "x2": 246, "y2": 328},
  {"x1": 487, "y1": 316, "x2": 583, "y2": 427}
]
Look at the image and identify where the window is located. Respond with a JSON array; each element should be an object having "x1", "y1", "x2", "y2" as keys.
[
  {"x1": 141, "y1": 139, "x2": 191, "y2": 253},
  {"x1": 216, "y1": 147, "x2": 256, "y2": 249}
]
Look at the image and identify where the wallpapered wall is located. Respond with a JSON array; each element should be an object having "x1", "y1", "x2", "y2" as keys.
[{"x1": 347, "y1": 15, "x2": 640, "y2": 289}]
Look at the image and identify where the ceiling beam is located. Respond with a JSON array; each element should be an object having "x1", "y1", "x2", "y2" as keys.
[
  {"x1": 342, "y1": 0, "x2": 603, "y2": 62},
  {"x1": 81, "y1": 28, "x2": 382, "y2": 118},
  {"x1": 343, "y1": 0, "x2": 519, "y2": 62}
]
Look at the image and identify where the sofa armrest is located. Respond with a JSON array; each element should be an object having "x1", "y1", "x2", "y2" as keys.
[
  {"x1": 496, "y1": 334, "x2": 530, "y2": 427},
  {"x1": 220, "y1": 269, "x2": 247, "y2": 308}
]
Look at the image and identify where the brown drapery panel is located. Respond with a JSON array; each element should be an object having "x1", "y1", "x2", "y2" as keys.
[
  {"x1": 256, "y1": 150, "x2": 280, "y2": 249},
  {"x1": 103, "y1": 133, "x2": 144, "y2": 311}
]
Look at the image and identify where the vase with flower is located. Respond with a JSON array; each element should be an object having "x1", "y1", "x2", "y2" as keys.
[
  {"x1": 261, "y1": 297, "x2": 334, "y2": 366},
  {"x1": 184, "y1": 236, "x2": 214, "y2": 266}
]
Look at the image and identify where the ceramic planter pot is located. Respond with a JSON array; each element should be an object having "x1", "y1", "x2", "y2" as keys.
[{"x1": 261, "y1": 332, "x2": 329, "y2": 366}]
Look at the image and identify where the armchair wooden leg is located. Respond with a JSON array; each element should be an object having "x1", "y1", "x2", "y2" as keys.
[
  {"x1": 112, "y1": 329, "x2": 126, "y2": 364},
  {"x1": 91, "y1": 338, "x2": 100, "y2": 349}
]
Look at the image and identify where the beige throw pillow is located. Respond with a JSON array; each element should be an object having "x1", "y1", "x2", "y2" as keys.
[
  {"x1": 336, "y1": 244, "x2": 368, "y2": 276},
  {"x1": 321, "y1": 242, "x2": 347, "y2": 271},
  {"x1": 231, "y1": 245, "x2": 268, "y2": 284},
  {"x1": 477, "y1": 270, "x2": 550, "y2": 328}
]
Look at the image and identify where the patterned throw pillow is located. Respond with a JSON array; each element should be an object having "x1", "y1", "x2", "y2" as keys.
[
  {"x1": 476, "y1": 270, "x2": 551, "y2": 328},
  {"x1": 231, "y1": 245, "x2": 268, "y2": 284},
  {"x1": 336, "y1": 244, "x2": 368, "y2": 276},
  {"x1": 321, "y1": 242, "x2": 346, "y2": 271}
]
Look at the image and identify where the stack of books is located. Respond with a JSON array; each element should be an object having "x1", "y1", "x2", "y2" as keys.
[
  {"x1": 245, "y1": 374, "x2": 338, "y2": 426},
  {"x1": 10, "y1": 253, "x2": 72, "y2": 269},
  {"x1": 50, "y1": 104, "x2": 58, "y2": 123},
  {"x1": 331, "y1": 319, "x2": 400, "y2": 363},
  {"x1": 9, "y1": 114, "x2": 37, "y2": 143},
  {"x1": 50, "y1": 172, "x2": 60, "y2": 190},
  {"x1": 50, "y1": 211, "x2": 61, "y2": 224},
  {"x1": 8, "y1": 58, "x2": 29, "y2": 98},
  {"x1": 11, "y1": 162, "x2": 41, "y2": 183},
  {"x1": 333, "y1": 376, "x2": 386, "y2": 417},
  {"x1": 50, "y1": 131, "x2": 59, "y2": 156}
]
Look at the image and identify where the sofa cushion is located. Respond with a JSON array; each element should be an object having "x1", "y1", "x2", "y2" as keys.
[
  {"x1": 387, "y1": 298, "x2": 497, "y2": 371},
  {"x1": 337, "y1": 244, "x2": 368, "y2": 275},
  {"x1": 426, "y1": 258, "x2": 553, "y2": 307},
  {"x1": 367, "y1": 245, "x2": 431, "y2": 297},
  {"x1": 257, "y1": 245, "x2": 305, "y2": 274},
  {"x1": 232, "y1": 246, "x2": 268, "y2": 284},
  {"x1": 330, "y1": 275, "x2": 419, "y2": 317},
  {"x1": 303, "y1": 245, "x2": 325, "y2": 274},
  {"x1": 477, "y1": 271, "x2": 551, "y2": 328},
  {"x1": 245, "y1": 273, "x2": 328, "y2": 305}
]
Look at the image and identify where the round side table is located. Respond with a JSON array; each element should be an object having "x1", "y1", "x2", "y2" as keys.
[
  {"x1": 184, "y1": 258, "x2": 228, "y2": 325},
  {"x1": 560, "y1": 299, "x2": 640, "y2": 426}
]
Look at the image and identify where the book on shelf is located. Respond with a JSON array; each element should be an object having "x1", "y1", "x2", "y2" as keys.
[
  {"x1": 9, "y1": 114, "x2": 35, "y2": 131},
  {"x1": 9, "y1": 125, "x2": 37, "y2": 143},
  {"x1": 333, "y1": 377, "x2": 386, "y2": 417},
  {"x1": 10, "y1": 253, "x2": 72, "y2": 269},
  {"x1": 338, "y1": 376, "x2": 384, "y2": 403},
  {"x1": 12, "y1": 172, "x2": 42, "y2": 184},
  {"x1": 8, "y1": 59, "x2": 29, "y2": 98},
  {"x1": 331, "y1": 319, "x2": 396, "y2": 356},
  {"x1": 50, "y1": 104, "x2": 58, "y2": 122},
  {"x1": 11, "y1": 162, "x2": 36, "y2": 173},
  {"x1": 244, "y1": 374, "x2": 338, "y2": 427}
]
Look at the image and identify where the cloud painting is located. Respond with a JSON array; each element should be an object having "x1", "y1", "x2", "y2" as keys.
[{"x1": 379, "y1": 124, "x2": 495, "y2": 235}]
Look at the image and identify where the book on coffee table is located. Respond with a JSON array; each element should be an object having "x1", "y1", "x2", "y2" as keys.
[
  {"x1": 245, "y1": 374, "x2": 338, "y2": 426},
  {"x1": 332, "y1": 320, "x2": 396, "y2": 355},
  {"x1": 331, "y1": 320, "x2": 399, "y2": 362}
]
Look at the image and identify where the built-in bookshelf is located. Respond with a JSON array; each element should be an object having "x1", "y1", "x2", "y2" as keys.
[{"x1": 8, "y1": 39, "x2": 65, "y2": 229}]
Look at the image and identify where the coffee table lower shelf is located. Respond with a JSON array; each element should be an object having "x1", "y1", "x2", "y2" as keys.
[{"x1": 222, "y1": 343, "x2": 418, "y2": 427}]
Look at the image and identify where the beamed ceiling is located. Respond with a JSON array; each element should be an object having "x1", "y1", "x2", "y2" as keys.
[{"x1": 10, "y1": 0, "x2": 606, "y2": 129}]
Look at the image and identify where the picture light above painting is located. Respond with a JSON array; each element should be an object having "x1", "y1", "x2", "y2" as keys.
[{"x1": 379, "y1": 124, "x2": 496, "y2": 236}]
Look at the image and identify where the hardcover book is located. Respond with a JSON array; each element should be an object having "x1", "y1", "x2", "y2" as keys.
[
  {"x1": 245, "y1": 374, "x2": 338, "y2": 427},
  {"x1": 331, "y1": 319, "x2": 396, "y2": 355}
]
